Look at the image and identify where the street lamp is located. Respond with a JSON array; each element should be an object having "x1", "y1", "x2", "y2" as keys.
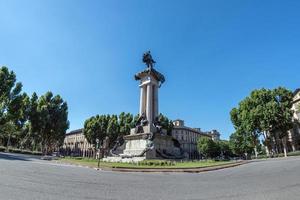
[
  {"x1": 96, "y1": 138, "x2": 99, "y2": 149},
  {"x1": 95, "y1": 138, "x2": 101, "y2": 169}
]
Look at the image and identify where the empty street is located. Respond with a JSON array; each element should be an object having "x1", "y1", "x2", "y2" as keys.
[{"x1": 0, "y1": 153, "x2": 300, "y2": 200}]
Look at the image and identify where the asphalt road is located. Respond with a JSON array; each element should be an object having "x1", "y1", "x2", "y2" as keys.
[{"x1": 0, "y1": 153, "x2": 300, "y2": 200}]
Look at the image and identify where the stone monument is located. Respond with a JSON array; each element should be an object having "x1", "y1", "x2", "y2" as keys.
[{"x1": 105, "y1": 51, "x2": 183, "y2": 162}]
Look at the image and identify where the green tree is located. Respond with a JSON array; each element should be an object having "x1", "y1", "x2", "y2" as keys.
[
  {"x1": 84, "y1": 115, "x2": 109, "y2": 146},
  {"x1": 217, "y1": 140, "x2": 232, "y2": 158},
  {"x1": 30, "y1": 92, "x2": 69, "y2": 155},
  {"x1": 119, "y1": 112, "x2": 133, "y2": 136},
  {"x1": 229, "y1": 87, "x2": 294, "y2": 158},
  {"x1": 158, "y1": 113, "x2": 174, "y2": 135},
  {"x1": 229, "y1": 130, "x2": 254, "y2": 159},
  {"x1": 0, "y1": 66, "x2": 29, "y2": 148},
  {"x1": 230, "y1": 96, "x2": 258, "y2": 158},
  {"x1": 84, "y1": 113, "x2": 135, "y2": 148},
  {"x1": 251, "y1": 87, "x2": 293, "y2": 157},
  {"x1": 107, "y1": 115, "x2": 119, "y2": 147},
  {"x1": 25, "y1": 93, "x2": 42, "y2": 151},
  {"x1": 197, "y1": 137, "x2": 220, "y2": 159}
]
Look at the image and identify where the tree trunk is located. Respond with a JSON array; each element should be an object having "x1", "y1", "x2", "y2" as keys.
[
  {"x1": 282, "y1": 137, "x2": 288, "y2": 157},
  {"x1": 254, "y1": 146, "x2": 258, "y2": 159},
  {"x1": 263, "y1": 131, "x2": 270, "y2": 157},
  {"x1": 6, "y1": 134, "x2": 11, "y2": 151},
  {"x1": 292, "y1": 142, "x2": 296, "y2": 152},
  {"x1": 270, "y1": 138, "x2": 276, "y2": 157}
]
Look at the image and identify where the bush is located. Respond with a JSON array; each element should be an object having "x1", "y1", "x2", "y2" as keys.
[
  {"x1": 0, "y1": 146, "x2": 6, "y2": 152},
  {"x1": 138, "y1": 160, "x2": 175, "y2": 167},
  {"x1": 20, "y1": 150, "x2": 34, "y2": 155},
  {"x1": 256, "y1": 154, "x2": 268, "y2": 159},
  {"x1": 32, "y1": 151, "x2": 43, "y2": 156},
  {"x1": 254, "y1": 151, "x2": 300, "y2": 159},
  {"x1": 0, "y1": 147, "x2": 42, "y2": 156},
  {"x1": 287, "y1": 151, "x2": 300, "y2": 157},
  {"x1": 9, "y1": 149, "x2": 22, "y2": 153}
]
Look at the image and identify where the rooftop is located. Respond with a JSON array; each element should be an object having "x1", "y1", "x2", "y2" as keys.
[{"x1": 66, "y1": 128, "x2": 83, "y2": 135}]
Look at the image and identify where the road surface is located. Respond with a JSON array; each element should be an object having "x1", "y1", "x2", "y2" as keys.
[{"x1": 0, "y1": 152, "x2": 300, "y2": 200}]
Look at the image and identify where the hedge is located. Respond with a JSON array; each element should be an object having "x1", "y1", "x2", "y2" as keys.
[
  {"x1": 0, "y1": 147, "x2": 42, "y2": 156},
  {"x1": 138, "y1": 160, "x2": 176, "y2": 166}
]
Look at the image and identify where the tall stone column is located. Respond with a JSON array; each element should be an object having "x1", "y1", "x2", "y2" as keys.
[
  {"x1": 146, "y1": 83, "x2": 153, "y2": 124},
  {"x1": 139, "y1": 86, "x2": 146, "y2": 116},
  {"x1": 153, "y1": 85, "x2": 159, "y2": 119}
]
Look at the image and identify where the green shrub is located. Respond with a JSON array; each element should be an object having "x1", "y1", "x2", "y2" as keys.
[
  {"x1": 288, "y1": 151, "x2": 300, "y2": 157},
  {"x1": 0, "y1": 147, "x2": 42, "y2": 156},
  {"x1": 21, "y1": 150, "x2": 33, "y2": 155},
  {"x1": 137, "y1": 160, "x2": 176, "y2": 167},
  {"x1": 32, "y1": 151, "x2": 43, "y2": 156},
  {"x1": 0, "y1": 146, "x2": 6, "y2": 152},
  {"x1": 9, "y1": 149, "x2": 22, "y2": 153},
  {"x1": 256, "y1": 154, "x2": 268, "y2": 159}
]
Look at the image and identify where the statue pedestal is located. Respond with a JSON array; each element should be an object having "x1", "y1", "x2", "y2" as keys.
[
  {"x1": 120, "y1": 131, "x2": 182, "y2": 160},
  {"x1": 104, "y1": 130, "x2": 183, "y2": 163},
  {"x1": 122, "y1": 133, "x2": 156, "y2": 159}
]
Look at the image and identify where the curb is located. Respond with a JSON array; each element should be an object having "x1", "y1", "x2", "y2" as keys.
[
  {"x1": 54, "y1": 160, "x2": 249, "y2": 173},
  {"x1": 108, "y1": 161, "x2": 249, "y2": 173}
]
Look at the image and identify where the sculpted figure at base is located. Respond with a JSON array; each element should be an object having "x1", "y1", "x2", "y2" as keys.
[
  {"x1": 110, "y1": 136, "x2": 125, "y2": 157},
  {"x1": 153, "y1": 116, "x2": 162, "y2": 134},
  {"x1": 134, "y1": 112, "x2": 148, "y2": 134}
]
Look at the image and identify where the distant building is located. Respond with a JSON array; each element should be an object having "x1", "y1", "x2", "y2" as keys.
[
  {"x1": 204, "y1": 130, "x2": 221, "y2": 141},
  {"x1": 62, "y1": 129, "x2": 94, "y2": 157},
  {"x1": 288, "y1": 89, "x2": 300, "y2": 151},
  {"x1": 171, "y1": 119, "x2": 221, "y2": 159}
]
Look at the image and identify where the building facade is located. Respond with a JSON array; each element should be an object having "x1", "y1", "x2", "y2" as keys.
[
  {"x1": 62, "y1": 129, "x2": 95, "y2": 157},
  {"x1": 288, "y1": 89, "x2": 300, "y2": 151},
  {"x1": 172, "y1": 119, "x2": 221, "y2": 159}
]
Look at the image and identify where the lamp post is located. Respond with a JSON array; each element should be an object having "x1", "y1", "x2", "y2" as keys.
[{"x1": 95, "y1": 138, "x2": 101, "y2": 169}]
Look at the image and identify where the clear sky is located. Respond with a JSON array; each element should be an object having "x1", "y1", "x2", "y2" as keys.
[{"x1": 1, "y1": 0, "x2": 300, "y2": 139}]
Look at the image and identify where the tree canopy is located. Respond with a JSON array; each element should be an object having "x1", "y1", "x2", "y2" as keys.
[
  {"x1": 0, "y1": 66, "x2": 69, "y2": 154},
  {"x1": 83, "y1": 112, "x2": 174, "y2": 148},
  {"x1": 229, "y1": 87, "x2": 294, "y2": 158},
  {"x1": 83, "y1": 113, "x2": 135, "y2": 147},
  {"x1": 197, "y1": 137, "x2": 220, "y2": 158},
  {"x1": 158, "y1": 113, "x2": 174, "y2": 135},
  {"x1": 0, "y1": 67, "x2": 29, "y2": 147}
]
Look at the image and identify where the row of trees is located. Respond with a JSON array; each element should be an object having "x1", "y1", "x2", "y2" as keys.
[
  {"x1": 197, "y1": 137, "x2": 232, "y2": 159},
  {"x1": 229, "y1": 87, "x2": 295, "y2": 158},
  {"x1": 83, "y1": 113, "x2": 135, "y2": 148},
  {"x1": 83, "y1": 113, "x2": 174, "y2": 147},
  {"x1": 0, "y1": 66, "x2": 69, "y2": 154},
  {"x1": 198, "y1": 87, "x2": 296, "y2": 160}
]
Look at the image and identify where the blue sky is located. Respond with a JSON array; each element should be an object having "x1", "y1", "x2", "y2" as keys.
[{"x1": 1, "y1": 0, "x2": 300, "y2": 139}]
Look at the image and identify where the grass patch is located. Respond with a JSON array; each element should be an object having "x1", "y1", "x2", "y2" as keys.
[
  {"x1": 0, "y1": 146, "x2": 42, "y2": 155},
  {"x1": 59, "y1": 157, "x2": 233, "y2": 169},
  {"x1": 287, "y1": 151, "x2": 300, "y2": 157},
  {"x1": 254, "y1": 151, "x2": 300, "y2": 159}
]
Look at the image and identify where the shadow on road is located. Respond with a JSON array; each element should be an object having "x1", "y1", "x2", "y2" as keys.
[{"x1": 0, "y1": 152, "x2": 41, "y2": 161}]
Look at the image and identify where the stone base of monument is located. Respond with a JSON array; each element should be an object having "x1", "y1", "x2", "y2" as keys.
[{"x1": 103, "y1": 130, "x2": 184, "y2": 163}]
